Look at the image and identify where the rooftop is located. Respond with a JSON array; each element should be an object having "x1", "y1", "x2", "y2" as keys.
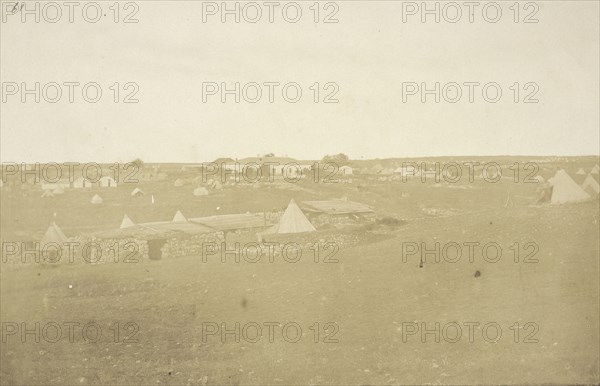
[
  {"x1": 189, "y1": 213, "x2": 269, "y2": 231},
  {"x1": 94, "y1": 220, "x2": 217, "y2": 240},
  {"x1": 302, "y1": 200, "x2": 373, "y2": 215}
]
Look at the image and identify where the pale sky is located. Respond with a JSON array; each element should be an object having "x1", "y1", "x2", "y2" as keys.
[{"x1": 1, "y1": 0, "x2": 598, "y2": 163}]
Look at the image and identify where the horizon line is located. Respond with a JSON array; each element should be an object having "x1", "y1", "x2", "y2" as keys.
[{"x1": 1, "y1": 154, "x2": 599, "y2": 165}]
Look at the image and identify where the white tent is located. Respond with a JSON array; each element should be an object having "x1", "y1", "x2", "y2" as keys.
[
  {"x1": 548, "y1": 170, "x2": 590, "y2": 204},
  {"x1": 576, "y1": 168, "x2": 586, "y2": 175},
  {"x1": 120, "y1": 214, "x2": 135, "y2": 229},
  {"x1": 591, "y1": 164, "x2": 600, "y2": 175},
  {"x1": 131, "y1": 187, "x2": 145, "y2": 197},
  {"x1": 174, "y1": 179, "x2": 185, "y2": 187},
  {"x1": 41, "y1": 190, "x2": 55, "y2": 198},
  {"x1": 40, "y1": 222, "x2": 68, "y2": 248},
  {"x1": 581, "y1": 174, "x2": 600, "y2": 196},
  {"x1": 193, "y1": 187, "x2": 209, "y2": 196},
  {"x1": 90, "y1": 194, "x2": 103, "y2": 204},
  {"x1": 533, "y1": 175, "x2": 545, "y2": 183},
  {"x1": 339, "y1": 166, "x2": 353, "y2": 175},
  {"x1": 172, "y1": 210, "x2": 187, "y2": 222},
  {"x1": 271, "y1": 199, "x2": 316, "y2": 234}
]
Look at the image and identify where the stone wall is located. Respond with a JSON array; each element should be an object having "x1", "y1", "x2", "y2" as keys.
[
  {"x1": 0, "y1": 236, "x2": 149, "y2": 268},
  {"x1": 71, "y1": 236, "x2": 149, "y2": 264},
  {"x1": 307, "y1": 213, "x2": 376, "y2": 228},
  {"x1": 1, "y1": 223, "x2": 372, "y2": 268},
  {"x1": 159, "y1": 232, "x2": 225, "y2": 259}
]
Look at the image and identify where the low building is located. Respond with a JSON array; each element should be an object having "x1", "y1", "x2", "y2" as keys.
[
  {"x1": 94, "y1": 217, "x2": 224, "y2": 260},
  {"x1": 189, "y1": 213, "x2": 271, "y2": 235}
]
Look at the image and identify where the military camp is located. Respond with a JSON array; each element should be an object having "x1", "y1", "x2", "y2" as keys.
[{"x1": 0, "y1": 156, "x2": 598, "y2": 385}]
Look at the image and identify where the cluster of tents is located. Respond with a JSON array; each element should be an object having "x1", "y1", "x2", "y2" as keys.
[
  {"x1": 174, "y1": 178, "x2": 222, "y2": 195},
  {"x1": 577, "y1": 164, "x2": 599, "y2": 175},
  {"x1": 543, "y1": 167, "x2": 599, "y2": 204},
  {"x1": 116, "y1": 199, "x2": 317, "y2": 235},
  {"x1": 118, "y1": 210, "x2": 202, "y2": 230},
  {"x1": 128, "y1": 179, "x2": 221, "y2": 199},
  {"x1": 32, "y1": 199, "x2": 320, "y2": 257},
  {"x1": 67, "y1": 184, "x2": 212, "y2": 205},
  {"x1": 41, "y1": 186, "x2": 147, "y2": 204}
]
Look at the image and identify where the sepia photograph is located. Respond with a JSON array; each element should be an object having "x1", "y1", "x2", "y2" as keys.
[{"x1": 0, "y1": 1, "x2": 599, "y2": 385}]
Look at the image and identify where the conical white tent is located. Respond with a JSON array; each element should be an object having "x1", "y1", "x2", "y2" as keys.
[
  {"x1": 41, "y1": 190, "x2": 55, "y2": 198},
  {"x1": 193, "y1": 187, "x2": 209, "y2": 196},
  {"x1": 576, "y1": 168, "x2": 586, "y2": 175},
  {"x1": 40, "y1": 222, "x2": 68, "y2": 248},
  {"x1": 131, "y1": 188, "x2": 145, "y2": 196},
  {"x1": 548, "y1": 170, "x2": 590, "y2": 204},
  {"x1": 174, "y1": 179, "x2": 185, "y2": 187},
  {"x1": 90, "y1": 194, "x2": 103, "y2": 204},
  {"x1": 581, "y1": 174, "x2": 600, "y2": 195},
  {"x1": 120, "y1": 214, "x2": 135, "y2": 229},
  {"x1": 274, "y1": 199, "x2": 316, "y2": 234},
  {"x1": 172, "y1": 210, "x2": 187, "y2": 222},
  {"x1": 591, "y1": 164, "x2": 600, "y2": 175}
]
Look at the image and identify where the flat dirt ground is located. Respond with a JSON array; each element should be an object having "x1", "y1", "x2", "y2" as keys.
[{"x1": 1, "y1": 167, "x2": 599, "y2": 385}]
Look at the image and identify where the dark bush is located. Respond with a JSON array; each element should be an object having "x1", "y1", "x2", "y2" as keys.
[{"x1": 376, "y1": 217, "x2": 406, "y2": 227}]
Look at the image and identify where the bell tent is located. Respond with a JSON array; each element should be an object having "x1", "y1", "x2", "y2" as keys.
[
  {"x1": 270, "y1": 199, "x2": 316, "y2": 234},
  {"x1": 193, "y1": 187, "x2": 209, "y2": 196},
  {"x1": 581, "y1": 174, "x2": 600, "y2": 196},
  {"x1": 548, "y1": 169, "x2": 590, "y2": 204},
  {"x1": 90, "y1": 194, "x2": 103, "y2": 204},
  {"x1": 120, "y1": 214, "x2": 135, "y2": 229},
  {"x1": 40, "y1": 222, "x2": 68, "y2": 248},
  {"x1": 172, "y1": 210, "x2": 188, "y2": 222}
]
